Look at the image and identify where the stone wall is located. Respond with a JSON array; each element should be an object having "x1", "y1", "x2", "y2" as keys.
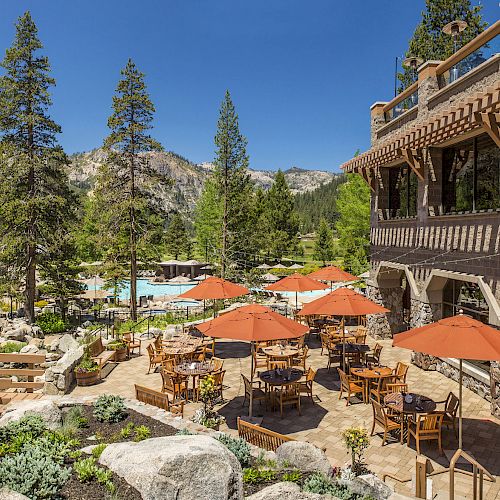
[
  {"x1": 43, "y1": 345, "x2": 84, "y2": 395},
  {"x1": 490, "y1": 361, "x2": 500, "y2": 417},
  {"x1": 366, "y1": 284, "x2": 404, "y2": 339}
]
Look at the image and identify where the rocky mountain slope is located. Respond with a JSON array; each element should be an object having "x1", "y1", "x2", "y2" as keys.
[{"x1": 68, "y1": 149, "x2": 339, "y2": 212}]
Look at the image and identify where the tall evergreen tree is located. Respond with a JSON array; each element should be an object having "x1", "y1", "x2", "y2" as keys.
[
  {"x1": 164, "y1": 213, "x2": 188, "y2": 259},
  {"x1": 195, "y1": 177, "x2": 222, "y2": 262},
  {"x1": 314, "y1": 218, "x2": 334, "y2": 266},
  {"x1": 213, "y1": 90, "x2": 253, "y2": 277},
  {"x1": 265, "y1": 170, "x2": 300, "y2": 259},
  {"x1": 0, "y1": 12, "x2": 76, "y2": 322},
  {"x1": 399, "y1": 0, "x2": 486, "y2": 90},
  {"x1": 335, "y1": 174, "x2": 371, "y2": 275},
  {"x1": 96, "y1": 59, "x2": 164, "y2": 320}
]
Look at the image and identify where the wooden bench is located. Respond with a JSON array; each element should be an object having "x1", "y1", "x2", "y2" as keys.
[
  {"x1": 88, "y1": 337, "x2": 115, "y2": 376},
  {"x1": 134, "y1": 384, "x2": 184, "y2": 417},
  {"x1": 237, "y1": 417, "x2": 295, "y2": 451},
  {"x1": 0, "y1": 352, "x2": 46, "y2": 414}
]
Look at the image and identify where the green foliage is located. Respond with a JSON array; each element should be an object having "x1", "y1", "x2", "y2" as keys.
[
  {"x1": 0, "y1": 444, "x2": 71, "y2": 499},
  {"x1": 63, "y1": 405, "x2": 89, "y2": 429},
  {"x1": 314, "y1": 218, "x2": 335, "y2": 265},
  {"x1": 133, "y1": 425, "x2": 151, "y2": 442},
  {"x1": 35, "y1": 312, "x2": 67, "y2": 334},
  {"x1": 175, "y1": 428, "x2": 195, "y2": 436},
  {"x1": 398, "y1": 0, "x2": 487, "y2": 90},
  {"x1": 0, "y1": 414, "x2": 47, "y2": 444},
  {"x1": 107, "y1": 339, "x2": 127, "y2": 351},
  {"x1": 74, "y1": 456, "x2": 115, "y2": 492},
  {"x1": 282, "y1": 469, "x2": 302, "y2": 483},
  {"x1": 195, "y1": 177, "x2": 222, "y2": 260},
  {"x1": 0, "y1": 12, "x2": 78, "y2": 322},
  {"x1": 119, "y1": 421, "x2": 135, "y2": 439},
  {"x1": 93, "y1": 395, "x2": 126, "y2": 423},
  {"x1": 34, "y1": 300, "x2": 49, "y2": 308},
  {"x1": 242, "y1": 467, "x2": 277, "y2": 484},
  {"x1": 165, "y1": 213, "x2": 189, "y2": 259},
  {"x1": 335, "y1": 174, "x2": 370, "y2": 275},
  {"x1": 342, "y1": 427, "x2": 370, "y2": 469},
  {"x1": 0, "y1": 341, "x2": 26, "y2": 353},
  {"x1": 76, "y1": 352, "x2": 100, "y2": 373},
  {"x1": 92, "y1": 443, "x2": 107, "y2": 459},
  {"x1": 216, "y1": 433, "x2": 251, "y2": 467}
]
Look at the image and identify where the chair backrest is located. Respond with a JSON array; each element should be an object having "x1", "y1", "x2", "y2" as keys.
[
  {"x1": 373, "y1": 343, "x2": 383, "y2": 361},
  {"x1": 241, "y1": 374, "x2": 251, "y2": 396},
  {"x1": 134, "y1": 384, "x2": 183, "y2": 416},
  {"x1": 320, "y1": 332, "x2": 330, "y2": 347},
  {"x1": 446, "y1": 392, "x2": 460, "y2": 415},
  {"x1": 395, "y1": 362, "x2": 409, "y2": 381},
  {"x1": 154, "y1": 335, "x2": 162, "y2": 350},
  {"x1": 269, "y1": 360, "x2": 287, "y2": 370},
  {"x1": 123, "y1": 332, "x2": 133, "y2": 342},
  {"x1": 212, "y1": 357, "x2": 224, "y2": 371},
  {"x1": 371, "y1": 399, "x2": 387, "y2": 425},
  {"x1": 418, "y1": 413, "x2": 443, "y2": 431},
  {"x1": 213, "y1": 370, "x2": 225, "y2": 386},
  {"x1": 162, "y1": 358, "x2": 175, "y2": 373},
  {"x1": 147, "y1": 343, "x2": 155, "y2": 358},
  {"x1": 387, "y1": 382, "x2": 408, "y2": 393},
  {"x1": 337, "y1": 368, "x2": 349, "y2": 390},
  {"x1": 88, "y1": 337, "x2": 104, "y2": 357},
  {"x1": 306, "y1": 367, "x2": 316, "y2": 383},
  {"x1": 237, "y1": 417, "x2": 294, "y2": 451}
]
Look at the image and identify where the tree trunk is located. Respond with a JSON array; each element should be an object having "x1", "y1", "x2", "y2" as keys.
[
  {"x1": 221, "y1": 158, "x2": 228, "y2": 278},
  {"x1": 130, "y1": 158, "x2": 137, "y2": 321}
]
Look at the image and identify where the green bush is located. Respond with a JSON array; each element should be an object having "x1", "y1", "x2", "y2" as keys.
[
  {"x1": 0, "y1": 414, "x2": 47, "y2": 445},
  {"x1": 107, "y1": 340, "x2": 127, "y2": 351},
  {"x1": 303, "y1": 472, "x2": 357, "y2": 499},
  {"x1": 92, "y1": 443, "x2": 107, "y2": 459},
  {"x1": 93, "y1": 395, "x2": 126, "y2": 423},
  {"x1": 119, "y1": 421, "x2": 135, "y2": 439},
  {"x1": 216, "y1": 433, "x2": 251, "y2": 467},
  {"x1": 242, "y1": 467, "x2": 277, "y2": 484},
  {"x1": 74, "y1": 456, "x2": 115, "y2": 493},
  {"x1": 35, "y1": 312, "x2": 67, "y2": 334},
  {"x1": 0, "y1": 341, "x2": 26, "y2": 353},
  {"x1": 35, "y1": 300, "x2": 49, "y2": 308},
  {"x1": 63, "y1": 405, "x2": 89, "y2": 430},
  {"x1": 282, "y1": 469, "x2": 302, "y2": 483},
  {"x1": 0, "y1": 445, "x2": 71, "y2": 499},
  {"x1": 133, "y1": 425, "x2": 151, "y2": 442}
]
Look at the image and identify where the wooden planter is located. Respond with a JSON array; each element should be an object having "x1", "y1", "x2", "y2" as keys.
[
  {"x1": 113, "y1": 348, "x2": 128, "y2": 362},
  {"x1": 76, "y1": 370, "x2": 99, "y2": 387}
]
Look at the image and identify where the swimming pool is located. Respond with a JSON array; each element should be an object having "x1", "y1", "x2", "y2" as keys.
[{"x1": 96, "y1": 279, "x2": 196, "y2": 300}]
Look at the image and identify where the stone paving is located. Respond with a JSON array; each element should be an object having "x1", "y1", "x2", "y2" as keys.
[{"x1": 71, "y1": 335, "x2": 500, "y2": 499}]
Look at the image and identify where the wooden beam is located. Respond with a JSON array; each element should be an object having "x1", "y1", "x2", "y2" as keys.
[
  {"x1": 359, "y1": 169, "x2": 376, "y2": 192},
  {"x1": 398, "y1": 148, "x2": 425, "y2": 181},
  {"x1": 475, "y1": 111, "x2": 500, "y2": 148}
]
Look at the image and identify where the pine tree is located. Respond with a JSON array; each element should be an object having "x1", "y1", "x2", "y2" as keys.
[
  {"x1": 398, "y1": 0, "x2": 486, "y2": 90},
  {"x1": 213, "y1": 90, "x2": 253, "y2": 276},
  {"x1": 335, "y1": 174, "x2": 371, "y2": 275},
  {"x1": 165, "y1": 213, "x2": 188, "y2": 259},
  {"x1": 0, "y1": 12, "x2": 76, "y2": 322},
  {"x1": 265, "y1": 170, "x2": 300, "y2": 259},
  {"x1": 195, "y1": 177, "x2": 222, "y2": 262},
  {"x1": 314, "y1": 219, "x2": 334, "y2": 265},
  {"x1": 96, "y1": 59, "x2": 165, "y2": 320}
]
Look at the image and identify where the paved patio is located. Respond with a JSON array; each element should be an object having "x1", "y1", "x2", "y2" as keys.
[{"x1": 71, "y1": 335, "x2": 500, "y2": 499}]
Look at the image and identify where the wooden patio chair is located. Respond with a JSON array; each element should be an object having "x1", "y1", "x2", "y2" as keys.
[
  {"x1": 369, "y1": 375, "x2": 394, "y2": 403},
  {"x1": 393, "y1": 362, "x2": 409, "y2": 383},
  {"x1": 275, "y1": 382, "x2": 301, "y2": 418},
  {"x1": 204, "y1": 336, "x2": 216, "y2": 358},
  {"x1": 241, "y1": 374, "x2": 267, "y2": 409},
  {"x1": 292, "y1": 345, "x2": 309, "y2": 371},
  {"x1": 146, "y1": 344, "x2": 165, "y2": 374},
  {"x1": 268, "y1": 359, "x2": 288, "y2": 370},
  {"x1": 160, "y1": 369, "x2": 188, "y2": 401},
  {"x1": 211, "y1": 357, "x2": 224, "y2": 371},
  {"x1": 212, "y1": 370, "x2": 226, "y2": 400},
  {"x1": 194, "y1": 346, "x2": 207, "y2": 362},
  {"x1": 370, "y1": 399, "x2": 404, "y2": 445},
  {"x1": 434, "y1": 392, "x2": 459, "y2": 437},
  {"x1": 355, "y1": 326, "x2": 367, "y2": 344},
  {"x1": 386, "y1": 382, "x2": 408, "y2": 394},
  {"x1": 252, "y1": 349, "x2": 268, "y2": 378},
  {"x1": 298, "y1": 367, "x2": 317, "y2": 403},
  {"x1": 123, "y1": 332, "x2": 141, "y2": 356},
  {"x1": 338, "y1": 368, "x2": 364, "y2": 405},
  {"x1": 327, "y1": 345, "x2": 340, "y2": 370},
  {"x1": 161, "y1": 357, "x2": 176, "y2": 374},
  {"x1": 407, "y1": 413, "x2": 444, "y2": 455},
  {"x1": 365, "y1": 343, "x2": 383, "y2": 366},
  {"x1": 153, "y1": 335, "x2": 163, "y2": 353},
  {"x1": 320, "y1": 332, "x2": 330, "y2": 355}
]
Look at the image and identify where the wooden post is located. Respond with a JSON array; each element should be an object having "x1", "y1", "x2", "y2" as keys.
[{"x1": 415, "y1": 455, "x2": 431, "y2": 499}]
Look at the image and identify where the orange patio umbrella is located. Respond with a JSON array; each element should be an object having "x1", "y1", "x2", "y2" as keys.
[
  {"x1": 196, "y1": 304, "x2": 309, "y2": 416},
  {"x1": 178, "y1": 276, "x2": 249, "y2": 300},
  {"x1": 393, "y1": 312, "x2": 500, "y2": 450},
  {"x1": 308, "y1": 266, "x2": 358, "y2": 290},
  {"x1": 265, "y1": 273, "x2": 328, "y2": 309},
  {"x1": 297, "y1": 287, "x2": 390, "y2": 369}
]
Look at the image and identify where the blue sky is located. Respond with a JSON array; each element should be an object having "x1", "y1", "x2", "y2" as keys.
[{"x1": 1, "y1": 1, "x2": 498, "y2": 172}]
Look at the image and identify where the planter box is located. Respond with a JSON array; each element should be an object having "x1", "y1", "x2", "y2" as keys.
[{"x1": 76, "y1": 370, "x2": 99, "y2": 386}]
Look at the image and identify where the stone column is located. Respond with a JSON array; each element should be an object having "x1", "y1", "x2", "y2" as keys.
[
  {"x1": 366, "y1": 284, "x2": 404, "y2": 339},
  {"x1": 417, "y1": 61, "x2": 441, "y2": 118},
  {"x1": 490, "y1": 362, "x2": 500, "y2": 417},
  {"x1": 370, "y1": 102, "x2": 387, "y2": 147}
]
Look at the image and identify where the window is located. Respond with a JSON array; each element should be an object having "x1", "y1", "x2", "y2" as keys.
[
  {"x1": 388, "y1": 163, "x2": 418, "y2": 218},
  {"x1": 442, "y1": 134, "x2": 500, "y2": 214}
]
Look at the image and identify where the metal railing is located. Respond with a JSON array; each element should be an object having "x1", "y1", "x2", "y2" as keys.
[{"x1": 383, "y1": 82, "x2": 418, "y2": 123}]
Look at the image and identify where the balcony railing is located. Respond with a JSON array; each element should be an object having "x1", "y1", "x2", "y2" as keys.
[{"x1": 383, "y1": 82, "x2": 418, "y2": 123}]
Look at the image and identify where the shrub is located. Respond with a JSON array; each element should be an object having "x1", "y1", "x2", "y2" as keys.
[
  {"x1": 35, "y1": 300, "x2": 49, "y2": 308},
  {"x1": 93, "y1": 395, "x2": 126, "y2": 423},
  {"x1": 341, "y1": 427, "x2": 370, "y2": 471},
  {"x1": 242, "y1": 467, "x2": 276, "y2": 484},
  {"x1": 107, "y1": 340, "x2": 127, "y2": 351},
  {"x1": 282, "y1": 469, "x2": 302, "y2": 483},
  {"x1": 303, "y1": 472, "x2": 357, "y2": 499},
  {"x1": 75, "y1": 354, "x2": 100, "y2": 374},
  {"x1": 74, "y1": 457, "x2": 98, "y2": 482},
  {"x1": 92, "y1": 443, "x2": 107, "y2": 459},
  {"x1": 64, "y1": 405, "x2": 89, "y2": 429},
  {"x1": 119, "y1": 422, "x2": 135, "y2": 439},
  {"x1": 0, "y1": 341, "x2": 26, "y2": 353},
  {"x1": 216, "y1": 433, "x2": 251, "y2": 467},
  {"x1": 35, "y1": 312, "x2": 67, "y2": 334},
  {"x1": 133, "y1": 425, "x2": 151, "y2": 442},
  {"x1": 0, "y1": 445, "x2": 71, "y2": 499},
  {"x1": 0, "y1": 414, "x2": 47, "y2": 444}
]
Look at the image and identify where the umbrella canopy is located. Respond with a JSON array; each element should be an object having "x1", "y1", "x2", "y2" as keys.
[
  {"x1": 178, "y1": 276, "x2": 249, "y2": 300},
  {"x1": 308, "y1": 266, "x2": 358, "y2": 283},
  {"x1": 79, "y1": 276, "x2": 105, "y2": 287},
  {"x1": 256, "y1": 263, "x2": 272, "y2": 270},
  {"x1": 272, "y1": 263, "x2": 288, "y2": 269},
  {"x1": 78, "y1": 289, "x2": 112, "y2": 300},
  {"x1": 261, "y1": 273, "x2": 280, "y2": 282},
  {"x1": 168, "y1": 276, "x2": 193, "y2": 283},
  {"x1": 196, "y1": 304, "x2": 308, "y2": 342},
  {"x1": 393, "y1": 312, "x2": 500, "y2": 449},
  {"x1": 288, "y1": 263, "x2": 304, "y2": 269},
  {"x1": 297, "y1": 287, "x2": 390, "y2": 317},
  {"x1": 193, "y1": 274, "x2": 211, "y2": 281},
  {"x1": 266, "y1": 273, "x2": 328, "y2": 293},
  {"x1": 393, "y1": 314, "x2": 500, "y2": 361}
]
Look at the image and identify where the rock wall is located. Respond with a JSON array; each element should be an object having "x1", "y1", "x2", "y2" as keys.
[
  {"x1": 43, "y1": 345, "x2": 84, "y2": 395},
  {"x1": 490, "y1": 361, "x2": 499, "y2": 417},
  {"x1": 366, "y1": 285, "x2": 403, "y2": 339}
]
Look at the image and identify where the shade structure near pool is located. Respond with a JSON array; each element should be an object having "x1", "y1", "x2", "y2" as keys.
[
  {"x1": 178, "y1": 276, "x2": 249, "y2": 300},
  {"x1": 196, "y1": 303, "x2": 309, "y2": 416}
]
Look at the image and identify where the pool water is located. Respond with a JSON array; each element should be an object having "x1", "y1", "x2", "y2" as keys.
[{"x1": 97, "y1": 279, "x2": 195, "y2": 300}]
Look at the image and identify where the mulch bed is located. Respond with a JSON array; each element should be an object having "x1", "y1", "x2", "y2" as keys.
[{"x1": 78, "y1": 405, "x2": 177, "y2": 444}]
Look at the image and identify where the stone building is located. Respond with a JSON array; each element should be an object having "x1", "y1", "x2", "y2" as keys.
[{"x1": 341, "y1": 22, "x2": 500, "y2": 415}]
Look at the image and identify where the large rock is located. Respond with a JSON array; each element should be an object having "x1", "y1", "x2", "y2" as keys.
[
  {"x1": 58, "y1": 334, "x2": 79, "y2": 353},
  {"x1": 43, "y1": 345, "x2": 84, "y2": 394},
  {"x1": 276, "y1": 441, "x2": 331, "y2": 475},
  {"x1": 0, "y1": 487, "x2": 30, "y2": 500},
  {"x1": 3, "y1": 328, "x2": 26, "y2": 341},
  {"x1": 20, "y1": 344, "x2": 39, "y2": 354},
  {"x1": 99, "y1": 435, "x2": 243, "y2": 500},
  {"x1": 245, "y1": 482, "x2": 326, "y2": 499},
  {"x1": 349, "y1": 474, "x2": 393, "y2": 500},
  {"x1": 0, "y1": 400, "x2": 62, "y2": 430}
]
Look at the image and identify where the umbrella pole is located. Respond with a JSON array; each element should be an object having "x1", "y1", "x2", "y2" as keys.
[
  {"x1": 459, "y1": 358, "x2": 463, "y2": 450},
  {"x1": 295, "y1": 291, "x2": 298, "y2": 312},
  {"x1": 249, "y1": 342, "x2": 254, "y2": 418},
  {"x1": 342, "y1": 316, "x2": 346, "y2": 371}
]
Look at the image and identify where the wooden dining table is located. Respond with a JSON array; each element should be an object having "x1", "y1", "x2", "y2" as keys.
[
  {"x1": 174, "y1": 361, "x2": 214, "y2": 401},
  {"x1": 350, "y1": 366, "x2": 393, "y2": 403},
  {"x1": 162, "y1": 336, "x2": 202, "y2": 356},
  {"x1": 384, "y1": 392, "x2": 436, "y2": 414},
  {"x1": 262, "y1": 345, "x2": 299, "y2": 359}
]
